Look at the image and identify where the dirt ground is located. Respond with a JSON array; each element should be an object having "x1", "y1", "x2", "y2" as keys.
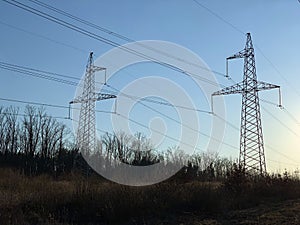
[{"x1": 136, "y1": 198, "x2": 300, "y2": 225}]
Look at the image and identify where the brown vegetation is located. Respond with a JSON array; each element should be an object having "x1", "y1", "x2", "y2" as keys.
[{"x1": 0, "y1": 167, "x2": 299, "y2": 225}]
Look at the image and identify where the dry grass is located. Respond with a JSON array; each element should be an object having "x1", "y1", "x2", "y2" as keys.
[{"x1": 0, "y1": 168, "x2": 300, "y2": 225}]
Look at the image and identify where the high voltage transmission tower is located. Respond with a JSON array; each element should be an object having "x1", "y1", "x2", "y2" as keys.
[
  {"x1": 212, "y1": 33, "x2": 281, "y2": 174},
  {"x1": 70, "y1": 52, "x2": 116, "y2": 155}
]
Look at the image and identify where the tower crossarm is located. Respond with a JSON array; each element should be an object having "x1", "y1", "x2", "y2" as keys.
[
  {"x1": 227, "y1": 49, "x2": 247, "y2": 60},
  {"x1": 212, "y1": 82, "x2": 244, "y2": 96},
  {"x1": 212, "y1": 81, "x2": 280, "y2": 97},
  {"x1": 86, "y1": 65, "x2": 106, "y2": 74},
  {"x1": 211, "y1": 80, "x2": 281, "y2": 112},
  {"x1": 69, "y1": 93, "x2": 116, "y2": 104},
  {"x1": 256, "y1": 81, "x2": 280, "y2": 91},
  {"x1": 227, "y1": 33, "x2": 254, "y2": 60},
  {"x1": 96, "y1": 93, "x2": 117, "y2": 101}
]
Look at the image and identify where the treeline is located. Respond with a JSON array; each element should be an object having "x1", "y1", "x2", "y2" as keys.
[
  {"x1": 0, "y1": 105, "x2": 76, "y2": 176},
  {"x1": 0, "y1": 105, "x2": 237, "y2": 181}
]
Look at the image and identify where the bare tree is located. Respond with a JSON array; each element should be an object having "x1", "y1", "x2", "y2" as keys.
[
  {"x1": 40, "y1": 114, "x2": 63, "y2": 159},
  {"x1": 21, "y1": 106, "x2": 43, "y2": 157},
  {"x1": 0, "y1": 107, "x2": 6, "y2": 152},
  {"x1": 4, "y1": 106, "x2": 19, "y2": 154}
]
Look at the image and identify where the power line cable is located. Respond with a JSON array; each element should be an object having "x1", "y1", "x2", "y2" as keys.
[
  {"x1": 27, "y1": 0, "x2": 230, "y2": 79},
  {"x1": 0, "y1": 61, "x2": 80, "y2": 81},
  {"x1": 26, "y1": 0, "x2": 260, "y2": 94},
  {"x1": 192, "y1": 0, "x2": 246, "y2": 35},
  {"x1": 0, "y1": 60, "x2": 107, "y2": 87},
  {"x1": 192, "y1": 0, "x2": 300, "y2": 129},
  {"x1": 265, "y1": 142, "x2": 300, "y2": 165},
  {"x1": 254, "y1": 45, "x2": 300, "y2": 98},
  {"x1": 116, "y1": 112, "x2": 205, "y2": 152},
  {"x1": 2, "y1": 0, "x2": 299, "y2": 167},
  {"x1": 106, "y1": 84, "x2": 238, "y2": 152},
  {"x1": 261, "y1": 105, "x2": 300, "y2": 138},
  {"x1": 0, "y1": 97, "x2": 115, "y2": 115},
  {"x1": 226, "y1": 70, "x2": 300, "y2": 132},
  {"x1": 2, "y1": 94, "x2": 297, "y2": 166},
  {"x1": 0, "y1": 63, "x2": 79, "y2": 86},
  {"x1": 281, "y1": 107, "x2": 300, "y2": 126},
  {"x1": 105, "y1": 84, "x2": 212, "y2": 114},
  {"x1": 1, "y1": 0, "x2": 223, "y2": 88},
  {"x1": 225, "y1": 67, "x2": 300, "y2": 139},
  {"x1": 3, "y1": 0, "x2": 298, "y2": 124},
  {"x1": 192, "y1": 0, "x2": 300, "y2": 99},
  {"x1": 0, "y1": 19, "x2": 87, "y2": 54},
  {"x1": 0, "y1": 111, "x2": 69, "y2": 120},
  {"x1": 267, "y1": 158, "x2": 299, "y2": 168},
  {"x1": 214, "y1": 112, "x2": 300, "y2": 165},
  {"x1": 117, "y1": 112, "x2": 300, "y2": 168},
  {"x1": 3, "y1": 63, "x2": 298, "y2": 164},
  {"x1": 0, "y1": 61, "x2": 214, "y2": 114},
  {"x1": 0, "y1": 97, "x2": 69, "y2": 109},
  {"x1": 2, "y1": 111, "x2": 297, "y2": 167}
]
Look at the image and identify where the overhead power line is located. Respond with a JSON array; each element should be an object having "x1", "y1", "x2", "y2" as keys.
[
  {"x1": 22, "y1": 0, "x2": 300, "y2": 118},
  {"x1": 0, "y1": 61, "x2": 107, "y2": 87},
  {"x1": 0, "y1": 61, "x2": 213, "y2": 114},
  {"x1": 1, "y1": 0, "x2": 299, "y2": 168},
  {"x1": 0, "y1": 97, "x2": 115, "y2": 115},
  {"x1": 267, "y1": 158, "x2": 299, "y2": 168},
  {"x1": 225, "y1": 62, "x2": 300, "y2": 134},
  {"x1": 105, "y1": 84, "x2": 212, "y2": 114},
  {"x1": 281, "y1": 107, "x2": 300, "y2": 126},
  {"x1": 28, "y1": 0, "x2": 230, "y2": 79},
  {"x1": 105, "y1": 63, "x2": 300, "y2": 163},
  {"x1": 215, "y1": 112, "x2": 300, "y2": 165},
  {"x1": 191, "y1": 0, "x2": 300, "y2": 99},
  {"x1": 261, "y1": 105, "x2": 300, "y2": 138},
  {"x1": 1, "y1": 83, "x2": 298, "y2": 167},
  {"x1": 0, "y1": 20, "x2": 87, "y2": 54},
  {"x1": 3, "y1": 0, "x2": 298, "y2": 122},
  {"x1": 0, "y1": 61, "x2": 80, "y2": 81},
  {"x1": 0, "y1": 95, "x2": 232, "y2": 154},
  {"x1": 1, "y1": 52, "x2": 298, "y2": 166},
  {"x1": 192, "y1": 0, "x2": 245, "y2": 35},
  {"x1": 110, "y1": 83, "x2": 300, "y2": 167},
  {"x1": 1, "y1": 0, "x2": 224, "y2": 88},
  {"x1": 0, "y1": 97, "x2": 69, "y2": 109},
  {"x1": 3, "y1": 0, "x2": 298, "y2": 117},
  {"x1": 0, "y1": 62, "x2": 79, "y2": 86},
  {"x1": 0, "y1": 111, "x2": 69, "y2": 120},
  {"x1": 255, "y1": 45, "x2": 300, "y2": 98},
  {"x1": 106, "y1": 84, "x2": 238, "y2": 152},
  {"x1": 3, "y1": 52, "x2": 295, "y2": 136},
  {"x1": 116, "y1": 112, "x2": 205, "y2": 152}
]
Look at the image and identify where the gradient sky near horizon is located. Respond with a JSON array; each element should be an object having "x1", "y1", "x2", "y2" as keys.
[{"x1": 0, "y1": 0, "x2": 299, "y2": 172}]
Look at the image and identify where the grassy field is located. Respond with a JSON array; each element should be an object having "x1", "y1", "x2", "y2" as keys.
[{"x1": 0, "y1": 168, "x2": 299, "y2": 225}]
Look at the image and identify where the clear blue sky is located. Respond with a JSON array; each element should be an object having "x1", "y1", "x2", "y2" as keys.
[{"x1": 0, "y1": 0, "x2": 299, "y2": 172}]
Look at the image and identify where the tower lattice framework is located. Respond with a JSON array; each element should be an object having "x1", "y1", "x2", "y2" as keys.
[
  {"x1": 70, "y1": 52, "x2": 116, "y2": 155},
  {"x1": 212, "y1": 33, "x2": 280, "y2": 174}
]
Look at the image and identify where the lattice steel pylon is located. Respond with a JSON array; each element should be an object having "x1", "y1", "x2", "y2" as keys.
[
  {"x1": 212, "y1": 33, "x2": 281, "y2": 174},
  {"x1": 70, "y1": 52, "x2": 116, "y2": 155}
]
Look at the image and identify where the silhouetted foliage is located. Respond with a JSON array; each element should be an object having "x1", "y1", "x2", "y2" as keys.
[
  {"x1": 1, "y1": 105, "x2": 300, "y2": 224},
  {"x1": 0, "y1": 105, "x2": 240, "y2": 181}
]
